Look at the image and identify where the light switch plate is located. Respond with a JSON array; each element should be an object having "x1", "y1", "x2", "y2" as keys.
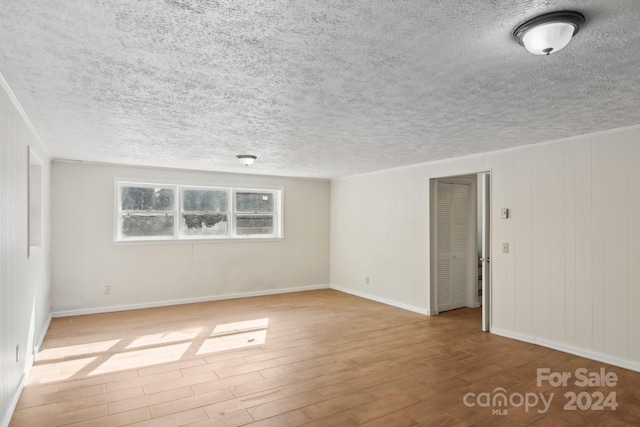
[
  {"x1": 501, "y1": 208, "x2": 509, "y2": 219},
  {"x1": 502, "y1": 243, "x2": 509, "y2": 253}
]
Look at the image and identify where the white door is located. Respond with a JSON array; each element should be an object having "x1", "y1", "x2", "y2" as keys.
[
  {"x1": 479, "y1": 173, "x2": 491, "y2": 331},
  {"x1": 436, "y1": 181, "x2": 471, "y2": 312}
]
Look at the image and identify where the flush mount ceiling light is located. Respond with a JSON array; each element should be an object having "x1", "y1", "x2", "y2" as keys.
[
  {"x1": 513, "y1": 11, "x2": 585, "y2": 55},
  {"x1": 236, "y1": 154, "x2": 257, "y2": 166}
]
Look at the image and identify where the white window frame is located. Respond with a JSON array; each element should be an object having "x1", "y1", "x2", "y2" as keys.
[
  {"x1": 233, "y1": 188, "x2": 281, "y2": 239},
  {"x1": 116, "y1": 182, "x2": 178, "y2": 241},
  {"x1": 114, "y1": 179, "x2": 284, "y2": 243}
]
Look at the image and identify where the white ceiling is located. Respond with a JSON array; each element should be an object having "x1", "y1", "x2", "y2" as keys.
[{"x1": 1, "y1": 1, "x2": 639, "y2": 179}]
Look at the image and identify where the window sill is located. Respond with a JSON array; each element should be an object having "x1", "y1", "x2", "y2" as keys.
[{"x1": 113, "y1": 237, "x2": 285, "y2": 246}]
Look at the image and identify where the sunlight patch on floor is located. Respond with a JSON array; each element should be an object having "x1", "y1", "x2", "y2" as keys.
[
  {"x1": 36, "y1": 339, "x2": 120, "y2": 361},
  {"x1": 125, "y1": 330, "x2": 201, "y2": 349},
  {"x1": 211, "y1": 318, "x2": 269, "y2": 336},
  {"x1": 196, "y1": 318, "x2": 269, "y2": 355},
  {"x1": 90, "y1": 342, "x2": 191, "y2": 375},
  {"x1": 27, "y1": 356, "x2": 99, "y2": 385},
  {"x1": 25, "y1": 320, "x2": 271, "y2": 384}
]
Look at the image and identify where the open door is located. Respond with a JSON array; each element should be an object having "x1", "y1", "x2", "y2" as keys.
[
  {"x1": 435, "y1": 181, "x2": 471, "y2": 312},
  {"x1": 479, "y1": 172, "x2": 491, "y2": 331},
  {"x1": 432, "y1": 176, "x2": 477, "y2": 314}
]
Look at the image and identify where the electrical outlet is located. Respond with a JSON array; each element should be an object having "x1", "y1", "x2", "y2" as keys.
[
  {"x1": 365, "y1": 276, "x2": 370, "y2": 285},
  {"x1": 104, "y1": 285, "x2": 111, "y2": 295}
]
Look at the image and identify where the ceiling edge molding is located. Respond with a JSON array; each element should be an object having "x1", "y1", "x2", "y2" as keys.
[{"x1": 0, "y1": 72, "x2": 52, "y2": 159}]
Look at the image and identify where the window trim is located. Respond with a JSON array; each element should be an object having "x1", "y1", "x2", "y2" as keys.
[{"x1": 114, "y1": 179, "x2": 284, "y2": 243}]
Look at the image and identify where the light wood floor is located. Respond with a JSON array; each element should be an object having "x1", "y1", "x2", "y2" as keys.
[{"x1": 11, "y1": 289, "x2": 640, "y2": 426}]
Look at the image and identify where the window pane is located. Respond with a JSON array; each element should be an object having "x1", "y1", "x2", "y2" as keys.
[
  {"x1": 235, "y1": 192, "x2": 274, "y2": 213},
  {"x1": 182, "y1": 214, "x2": 228, "y2": 235},
  {"x1": 121, "y1": 214, "x2": 174, "y2": 237},
  {"x1": 122, "y1": 187, "x2": 174, "y2": 211},
  {"x1": 183, "y1": 189, "x2": 228, "y2": 212},
  {"x1": 236, "y1": 215, "x2": 274, "y2": 235}
]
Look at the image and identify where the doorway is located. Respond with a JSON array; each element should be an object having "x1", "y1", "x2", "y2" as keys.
[{"x1": 430, "y1": 172, "x2": 491, "y2": 331}]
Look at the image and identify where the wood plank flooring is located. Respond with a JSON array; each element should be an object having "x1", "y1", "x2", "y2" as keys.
[{"x1": 10, "y1": 289, "x2": 640, "y2": 426}]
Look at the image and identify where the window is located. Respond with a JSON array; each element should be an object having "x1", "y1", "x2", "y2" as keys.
[
  {"x1": 116, "y1": 181, "x2": 282, "y2": 242},
  {"x1": 182, "y1": 187, "x2": 229, "y2": 237},
  {"x1": 235, "y1": 190, "x2": 278, "y2": 236},
  {"x1": 118, "y1": 184, "x2": 177, "y2": 240}
]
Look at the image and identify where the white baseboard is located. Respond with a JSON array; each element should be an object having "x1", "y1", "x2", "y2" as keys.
[
  {"x1": 2, "y1": 372, "x2": 27, "y2": 427},
  {"x1": 490, "y1": 328, "x2": 536, "y2": 345},
  {"x1": 34, "y1": 313, "x2": 52, "y2": 354},
  {"x1": 2, "y1": 312, "x2": 52, "y2": 427},
  {"x1": 52, "y1": 284, "x2": 330, "y2": 318},
  {"x1": 330, "y1": 285, "x2": 430, "y2": 316},
  {"x1": 491, "y1": 327, "x2": 640, "y2": 373}
]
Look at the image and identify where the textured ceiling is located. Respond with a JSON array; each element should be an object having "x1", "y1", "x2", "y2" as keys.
[{"x1": 1, "y1": 1, "x2": 639, "y2": 179}]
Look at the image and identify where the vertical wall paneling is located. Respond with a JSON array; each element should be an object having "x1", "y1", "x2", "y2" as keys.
[
  {"x1": 628, "y1": 131, "x2": 640, "y2": 361},
  {"x1": 0, "y1": 77, "x2": 52, "y2": 426},
  {"x1": 574, "y1": 139, "x2": 593, "y2": 350},
  {"x1": 514, "y1": 150, "x2": 532, "y2": 335},
  {"x1": 564, "y1": 141, "x2": 577, "y2": 345},
  {"x1": 488, "y1": 152, "x2": 507, "y2": 330},
  {"x1": 413, "y1": 168, "x2": 429, "y2": 309},
  {"x1": 590, "y1": 136, "x2": 605, "y2": 353},
  {"x1": 1, "y1": 90, "x2": 7, "y2": 422},
  {"x1": 370, "y1": 170, "x2": 416, "y2": 303},
  {"x1": 505, "y1": 151, "x2": 516, "y2": 330},
  {"x1": 548, "y1": 142, "x2": 566, "y2": 343},
  {"x1": 602, "y1": 134, "x2": 629, "y2": 359},
  {"x1": 531, "y1": 145, "x2": 551, "y2": 340}
]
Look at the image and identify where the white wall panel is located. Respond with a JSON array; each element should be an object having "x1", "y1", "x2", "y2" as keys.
[
  {"x1": 504, "y1": 151, "x2": 516, "y2": 331},
  {"x1": 385, "y1": 168, "x2": 416, "y2": 303},
  {"x1": 564, "y1": 141, "x2": 577, "y2": 345},
  {"x1": 548, "y1": 142, "x2": 566, "y2": 343},
  {"x1": 51, "y1": 162, "x2": 330, "y2": 314},
  {"x1": 488, "y1": 152, "x2": 508, "y2": 330},
  {"x1": 628, "y1": 130, "x2": 640, "y2": 362},
  {"x1": 602, "y1": 136, "x2": 629, "y2": 359},
  {"x1": 0, "y1": 77, "x2": 52, "y2": 426},
  {"x1": 413, "y1": 168, "x2": 430, "y2": 309},
  {"x1": 591, "y1": 136, "x2": 605, "y2": 353},
  {"x1": 574, "y1": 139, "x2": 593, "y2": 350},
  {"x1": 514, "y1": 149, "x2": 532, "y2": 336},
  {"x1": 531, "y1": 145, "x2": 551, "y2": 340}
]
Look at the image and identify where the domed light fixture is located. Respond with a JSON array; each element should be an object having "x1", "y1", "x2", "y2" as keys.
[
  {"x1": 513, "y1": 11, "x2": 585, "y2": 55},
  {"x1": 236, "y1": 154, "x2": 257, "y2": 166}
]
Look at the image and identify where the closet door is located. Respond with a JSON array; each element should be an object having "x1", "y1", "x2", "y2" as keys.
[{"x1": 436, "y1": 181, "x2": 470, "y2": 312}]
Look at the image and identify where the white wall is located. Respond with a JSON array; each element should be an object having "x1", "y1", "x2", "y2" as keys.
[
  {"x1": 51, "y1": 161, "x2": 330, "y2": 315},
  {"x1": 330, "y1": 125, "x2": 640, "y2": 371},
  {"x1": 0, "y1": 76, "x2": 52, "y2": 426}
]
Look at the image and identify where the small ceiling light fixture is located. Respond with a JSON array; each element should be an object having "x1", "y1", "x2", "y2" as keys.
[
  {"x1": 236, "y1": 154, "x2": 257, "y2": 166},
  {"x1": 513, "y1": 11, "x2": 585, "y2": 55}
]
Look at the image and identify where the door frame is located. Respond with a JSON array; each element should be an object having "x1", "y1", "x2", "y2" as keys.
[
  {"x1": 479, "y1": 172, "x2": 491, "y2": 332},
  {"x1": 429, "y1": 171, "x2": 492, "y2": 331}
]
